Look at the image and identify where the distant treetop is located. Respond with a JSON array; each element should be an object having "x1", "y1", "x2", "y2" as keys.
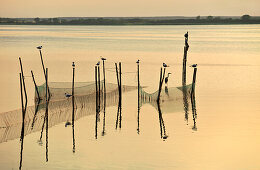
[{"x1": 241, "y1": 14, "x2": 251, "y2": 20}]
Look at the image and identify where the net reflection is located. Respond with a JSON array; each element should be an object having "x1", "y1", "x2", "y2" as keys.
[
  {"x1": 0, "y1": 82, "x2": 136, "y2": 144},
  {"x1": 139, "y1": 84, "x2": 194, "y2": 138}
]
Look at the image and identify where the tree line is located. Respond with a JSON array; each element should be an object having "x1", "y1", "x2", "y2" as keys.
[{"x1": 1, "y1": 15, "x2": 259, "y2": 25}]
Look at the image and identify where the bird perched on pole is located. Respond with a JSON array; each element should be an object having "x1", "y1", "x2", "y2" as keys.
[
  {"x1": 96, "y1": 61, "x2": 100, "y2": 66},
  {"x1": 136, "y1": 59, "x2": 140, "y2": 64},
  {"x1": 184, "y1": 32, "x2": 188, "y2": 38},
  {"x1": 190, "y1": 64, "x2": 197, "y2": 68},
  {"x1": 36, "y1": 46, "x2": 42, "y2": 50},
  {"x1": 101, "y1": 57, "x2": 106, "y2": 61},
  {"x1": 65, "y1": 93, "x2": 72, "y2": 98},
  {"x1": 163, "y1": 63, "x2": 169, "y2": 67},
  {"x1": 72, "y1": 62, "x2": 75, "y2": 68},
  {"x1": 165, "y1": 73, "x2": 172, "y2": 85}
]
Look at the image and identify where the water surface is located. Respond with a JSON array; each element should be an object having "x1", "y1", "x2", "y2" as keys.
[{"x1": 0, "y1": 25, "x2": 260, "y2": 170}]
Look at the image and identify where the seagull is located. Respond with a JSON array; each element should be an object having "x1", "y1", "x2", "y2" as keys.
[
  {"x1": 72, "y1": 62, "x2": 75, "y2": 67},
  {"x1": 136, "y1": 59, "x2": 140, "y2": 64},
  {"x1": 165, "y1": 73, "x2": 172, "y2": 85},
  {"x1": 65, "y1": 121, "x2": 72, "y2": 127},
  {"x1": 65, "y1": 93, "x2": 72, "y2": 98},
  {"x1": 162, "y1": 135, "x2": 168, "y2": 140},
  {"x1": 36, "y1": 46, "x2": 42, "y2": 50},
  {"x1": 96, "y1": 61, "x2": 100, "y2": 66},
  {"x1": 190, "y1": 64, "x2": 197, "y2": 68},
  {"x1": 101, "y1": 57, "x2": 106, "y2": 61},
  {"x1": 184, "y1": 32, "x2": 188, "y2": 38},
  {"x1": 163, "y1": 63, "x2": 169, "y2": 67}
]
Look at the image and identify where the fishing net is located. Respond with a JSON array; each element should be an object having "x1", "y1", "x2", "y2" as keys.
[
  {"x1": 140, "y1": 84, "x2": 192, "y2": 113},
  {"x1": 0, "y1": 82, "x2": 137, "y2": 143}
]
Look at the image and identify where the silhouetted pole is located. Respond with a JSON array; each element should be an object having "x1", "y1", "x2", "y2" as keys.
[
  {"x1": 191, "y1": 67, "x2": 197, "y2": 96},
  {"x1": 72, "y1": 63, "x2": 75, "y2": 153},
  {"x1": 137, "y1": 62, "x2": 140, "y2": 102},
  {"x1": 157, "y1": 67, "x2": 166, "y2": 103},
  {"x1": 95, "y1": 66, "x2": 98, "y2": 139},
  {"x1": 72, "y1": 64, "x2": 75, "y2": 122},
  {"x1": 19, "y1": 57, "x2": 27, "y2": 111},
  {"x1": 102, "y1": 59, "x2": 106, "y2": 136},
  {"x1": 38, "y1": 48, "x2": 50, "y2": 98},
  {"x1": 19, "y1": 71, "x2": 26, "y2": 170},
  {"x1": 119, "y1": 62, "x2": 122, "y2": 128},
  {"x1": 115, "y1": 63, "x2": 120, "y2": 94},
  {"x1": 102, "y1": 59, "x2": 106, "y2": 97},
  {"x1": 39, "y1": 49, "x2": 46, "y2": 76},
  {"x1": 98, "y1": 65, "x2": 101, "y2": 112},
  {"x1": 31, "y1": 70, "x2": 40, "y2": 102},
  {"x1": 137, "y1": 61, "x2": 140, "y2": 134},
  {"x1": 182, "y1": 32, "x2": 189, "y2": 85},
  {"x1": 45, "y1": 68, "x2": 49, "y2": 162},
  {"x1": 19, "y1": 73, "x2": 24, "y2": 122}
]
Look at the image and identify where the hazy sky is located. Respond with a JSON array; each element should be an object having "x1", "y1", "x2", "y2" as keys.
[{"x1": 0, "y1": 0, "x2": 259, "y2": 17}]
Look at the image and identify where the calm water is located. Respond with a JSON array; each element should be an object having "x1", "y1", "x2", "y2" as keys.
[{"x1": 0, "y1": 25, "x2": 260, "y2": 170}]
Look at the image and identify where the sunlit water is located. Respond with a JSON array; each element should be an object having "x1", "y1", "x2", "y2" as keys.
[{"x1": 0, "y1": 25, "x2": 260, "y2": 170}]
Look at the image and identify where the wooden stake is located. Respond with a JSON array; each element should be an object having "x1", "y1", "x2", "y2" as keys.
[
  {"x1": 191, "y1": 67, "x2": 197, "y2": 96},
  {"x1": 157, "y1": 67, "x2": 166, "y2": 103},
  {"x1": 72, "y1": 65, "x2": 75, "y2": 152},
  {"x1": 182, "y1": 32, "x2": 189, "y2": 85},
  {"x1": 45, "y1": 68, "x2": 48, "y2": 162},
  {"x1": 72, "y1": 66, "x2": 75, "y2": 123},
  {"x1": 137, "y1": 62, "x2": 140, "y2": 134},
  {"x1": 102, "y1": 60, "x2": 106, "y2": 96},
  {"x1": 119, "y1": 62, "x2": 122, "y2": 128},
  {"x1": 39, "y1": 49, "x2": 46, "y2": 76},
  {"x1": 98, "y1": 66, "x2": 101, "y2": 112},
  {"x1": 95, "y1": 66, "x2": 98, "y2": 139},
  {"x1": 115, "y1": 63, "x2": 120, "y2": 94},
  {"x1": 31, "y1": 70, "x2": 40, "y2": 101},
  {"x1": 19, "y1": 57, "x2": 27, "y2": 110}
]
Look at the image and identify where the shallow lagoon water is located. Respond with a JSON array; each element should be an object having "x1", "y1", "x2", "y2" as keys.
[{"x1": 0, "y1": 25, "x2": 260, "y2": 170}]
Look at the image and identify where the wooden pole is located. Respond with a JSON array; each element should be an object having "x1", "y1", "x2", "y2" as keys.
[
  {"x1": 102, "y1": 60, "x2": 106, "y2": 136},
  {"x1": 45, "y1": 68, "x2": 49, "y2": 162},
  {"x1": 115, "y1": 63, "x2": 120, "y2": 94},
  {"x1": 31, "y1": 70, "x2": 40, "y2": 102},
  {"x1": 95, "y1": 66, "x2": 98, "y2": 139},
  {"x1": 19, "y1": 57, "x2": 27, "y2": 110},
  {"x1": 119, "y1": 62, "x2": 122, "y2": 128},
  {"x1": 19, "y1": 72, "x2": 25, "y2": 170},
  {"x1": 157, "y1": 67, "x2": 166, "y2": 103},
  {"x1": 137, "y1": 62, "x2": 140, "y2": 103},
  {"x1": 19, "y1": 73, "x2": 24, "y2": 118},
  {"x1": 38, "y1": 49, "x2": 51, "y2": 98},
  {"x1": 182, "y1": 32, "x2": 189, "y2": 85},
  {"x1": 137, "y1": 62, "x2": 140, "y2": 134},
  {"x1": 98, "y1": 66, "x2": 101, "y2": 112},
  {"x1": 102, "y1": 60, "x2": 106, "y2": 96},
  {"x1": 157, "y1": 68, "x2": 162, "y2": 102},
  {"x1": 191, "y1": 67, "x2": 197, "y2": 96},
  {"x1": 72, "y1": 66, "x2": 75, "y2": 123},
  {"x1": 39, "y1": 49, "x2": 46, "y2": 76},
  {"x1": 72, "y1": 64, "x2": 75, "y2": 152}
]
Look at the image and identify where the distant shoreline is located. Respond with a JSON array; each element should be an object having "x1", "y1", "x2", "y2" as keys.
[{"x1": 1, "y1": 15, "x2": 260, "y2": 25}]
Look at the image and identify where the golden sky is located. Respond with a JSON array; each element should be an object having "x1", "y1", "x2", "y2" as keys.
[{"x1": 0, "y1": 0, "x2": 259, "y2": 17}]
